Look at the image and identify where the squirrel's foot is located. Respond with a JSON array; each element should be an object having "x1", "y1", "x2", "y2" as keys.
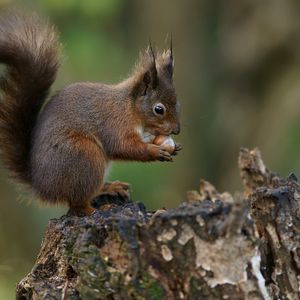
[
  {"x1": 68, "y1": 204, "x2": 96, "y2": 217},
  {"x1": 92, "y1": 181, "x2": 131, "y2": 209},
  {"x1": 101, "y1": 181, "x2": 130, "y2": 199}
]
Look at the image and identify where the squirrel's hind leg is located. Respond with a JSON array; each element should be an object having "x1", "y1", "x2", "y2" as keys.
[
  {"x1": 31, "y1": 133, "x2": 108, "y2": 216},
  {"x1": 66, "y1": 133, "x2": 109, "y2": 216}
]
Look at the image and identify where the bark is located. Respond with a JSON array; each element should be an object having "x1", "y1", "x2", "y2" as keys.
[{"x1": 16, "y1": 148, "x2": 300, "y2": 300}]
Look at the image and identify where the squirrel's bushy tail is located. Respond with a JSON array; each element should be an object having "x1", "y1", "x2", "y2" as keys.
[{"x1": 0, "y1": 13, "x2": 60, "y2": 184}]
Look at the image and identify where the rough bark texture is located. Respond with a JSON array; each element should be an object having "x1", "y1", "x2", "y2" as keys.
[{"x1": 16, "y1": 148, "x2": 300, "y2": 300}]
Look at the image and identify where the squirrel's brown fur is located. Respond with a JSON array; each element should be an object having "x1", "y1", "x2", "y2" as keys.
[{"x1": 0, "y1": 13, "x2": 181, "y2": 215}]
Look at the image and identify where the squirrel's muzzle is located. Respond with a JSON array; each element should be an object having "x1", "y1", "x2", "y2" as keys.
[{"x1": 172, "y1": 123, "x2": 180, "y2": 135}]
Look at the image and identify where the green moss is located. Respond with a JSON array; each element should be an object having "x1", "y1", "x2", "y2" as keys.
[{"x1": 137, "y1": 271, "x2": 165, "y2": 300}]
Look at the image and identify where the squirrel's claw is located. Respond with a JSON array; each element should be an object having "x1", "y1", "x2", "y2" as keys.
[
  {"x1": 172, "y1": 143, "x2": 183, "y2": 156},
  {"x1": 175, "y1": 143, "x2": 183, "y2": 151}
]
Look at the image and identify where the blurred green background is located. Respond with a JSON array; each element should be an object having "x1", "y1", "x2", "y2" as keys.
[{"x1": 1, "y1": 0, "x2": 300, "y2": 298}]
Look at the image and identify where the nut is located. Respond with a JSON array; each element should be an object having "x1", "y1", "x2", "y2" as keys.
[{"x1": 153, "y1": 135, "x2": 175, "y2": 153}]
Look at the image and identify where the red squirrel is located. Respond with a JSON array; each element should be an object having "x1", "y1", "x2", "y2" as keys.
[{"x1": 0, "y1": 13, "x2": 181, "y2": 216}]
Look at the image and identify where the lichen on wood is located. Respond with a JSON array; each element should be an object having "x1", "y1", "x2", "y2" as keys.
[{"x1": 16, "y1": 148, "x2": 300, "y2": 299}]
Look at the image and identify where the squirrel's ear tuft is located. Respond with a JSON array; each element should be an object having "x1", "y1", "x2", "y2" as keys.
[
  {"x1": 145, "y1": 43, "x2": 159, "y2": 89},
  {"x1": 160, "y1": 38, "x2": 174, "y2": 79},
  {"x1": 162, "y1": 51, "x2": 173, "y2": 79}
]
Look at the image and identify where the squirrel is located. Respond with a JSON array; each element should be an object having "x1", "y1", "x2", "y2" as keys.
[{"x1": 0, "y1": 13, "x2": 181, "y2": 216}]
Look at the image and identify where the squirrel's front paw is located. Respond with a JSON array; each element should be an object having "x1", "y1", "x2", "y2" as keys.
[
  {"x1": 158, "y1": 148, "x2": 173, "y2": 161},
  {"x1": 147, "y1": 144, "x2": 173, "y2": 162},
  {"x1": 172, "y1": 143, "x2": 183, "y2": 156}
]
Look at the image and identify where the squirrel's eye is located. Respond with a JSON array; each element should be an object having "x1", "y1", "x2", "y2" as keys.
[{"x1": 153, "y1": 103, "x2": 166, "y2": 116}]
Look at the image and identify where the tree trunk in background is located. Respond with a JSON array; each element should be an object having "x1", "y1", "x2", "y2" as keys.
[{"x1": 16, "y1": 148, "x2": 300, "y2": 299}]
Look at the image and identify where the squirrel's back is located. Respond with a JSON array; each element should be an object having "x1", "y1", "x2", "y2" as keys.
[
  {"x1": 31, "y1": 81, "x2": 136, "y2": 159},
  {"x1": 0, "y1": 12, "x2": 61, "y2": 184}
]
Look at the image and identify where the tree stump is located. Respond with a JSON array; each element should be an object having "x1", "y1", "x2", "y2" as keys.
[{"x1": 16, "y1": 148, "x2": 300, "y2": 299}]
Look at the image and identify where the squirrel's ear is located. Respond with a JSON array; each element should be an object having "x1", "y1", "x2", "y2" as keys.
[
  {"x1": 145, "y1": 43, "x2": 158, "y2": 89},
  {"x1": 131, "y1": 44, "x2": 159, "y2": 98},
  {"x1": 162, "y1": 39, "x2": 174, "y2": 79},
  {"x1": 142, "y1": 62, "x2": 158, "y2": 90},
  {"x1": 163, "y1": 50, "x2": 174, "y2": 79},
  {"x1": 132, "y1": 65, "x2": 157, "y2": 98}
]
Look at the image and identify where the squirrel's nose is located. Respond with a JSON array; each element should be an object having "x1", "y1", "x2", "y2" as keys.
[{"x1": 172, "y1": 123, "x2": 180, "y2": 135}]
